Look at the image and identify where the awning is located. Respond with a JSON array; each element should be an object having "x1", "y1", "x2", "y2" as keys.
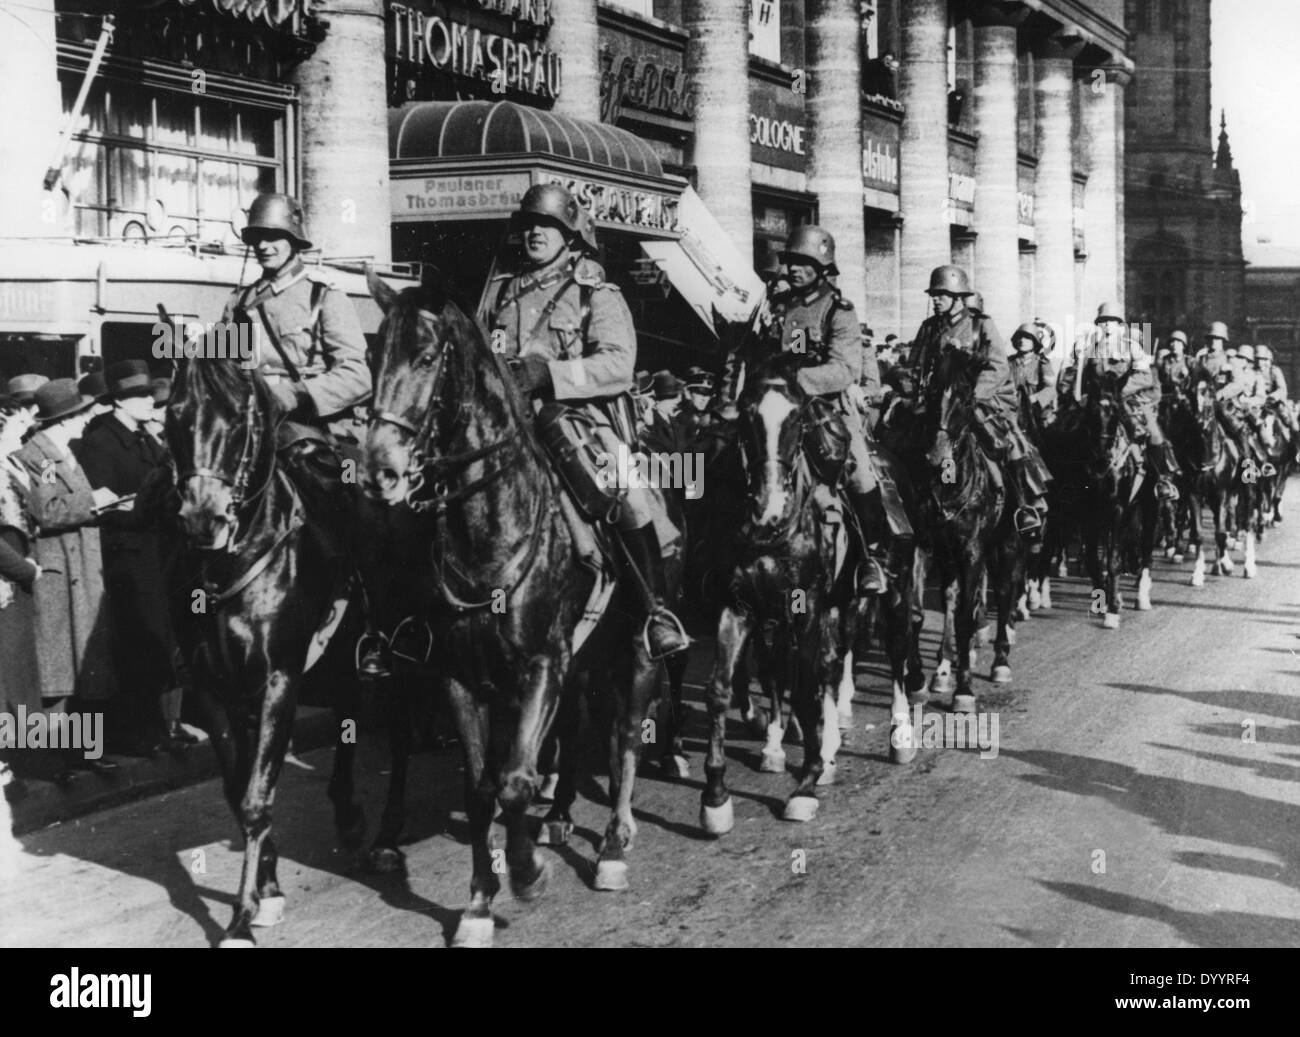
[
  {"x1": 114, "y1": 1, "x2": 312, "y2": 32},
  {"x1": 389, "y1": 101, "x2": 684, "y2": 235}
]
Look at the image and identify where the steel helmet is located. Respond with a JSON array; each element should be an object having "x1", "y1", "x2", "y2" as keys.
[
  {"x1": 1206, "y1": 320, "x2": 1229, "y2": 342},
  {"x1": 1234, "y1": 344, "x2": 1255, "y2": 362},
  {"x1": 512, "y1": 182, "x2": 583, "y2": 235},
  {"x1": 241, "y1": 193, "x2": 312, "y2": 250},
  {"x1": 926, "y1": 265, "x2": 972, "y2": 297},
  {"x1": 571, "y1": 203, "x2": 599, "y2": 255},
  {"x1": 1256, "y1": 344, "x2": 1274, "y2": 361},
  {"x1": 1011, "y1": 322, "x2": 1042, "y2": 351},
  {"x1": 780, "y1": 225, "x2": 838, "y2": 275},
  {"x1": 967, "y1": 291, "x2": 986, "y2": 317},
  {"x1": 1096, "y1": 300, "x2": 1124, "y2": 324},
  {"x1": 1169, "y1": 330, "x2": 1189, "y2": 347}
]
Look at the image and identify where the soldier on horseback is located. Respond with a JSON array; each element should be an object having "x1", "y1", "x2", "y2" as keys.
[
  {"x1": 907, "y1": 264, "x2": 1049, "y2": 537},
  {"x1": 1254, "y1": 344, "x2": 1300, "y2": 461},
  {"x1": 485, "y1": 183, "x2": 688, "y2": 659},
  {"x1": 1221, "y1": 345, "x2": 1276, "y2": 476},
  {"x1": 223, "y1": 192, "x2": 391, "y2": 677},
  {"x1": 1159, "y1": 330, "x2": 1191, "y2": 393},
  {"x1": 1008, "y1": 322, "x2": 1058, "y2": 435}
]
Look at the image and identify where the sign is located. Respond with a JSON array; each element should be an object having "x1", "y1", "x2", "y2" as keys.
[
  {"x1": 1018, "y1": 191, "x2": 1036, "y2": 240},
  {"x1": 538, "y1": 172, "x2": 680, "y2": 233},
  {"x1": 0, "y1": 282, "x2": 58, "y2": 323},
  {"x1": 750, "y1": 77, "x2": 806, "y2": 172},
  {"x1": 750, "y1": 114, "x2": 804, "y2": 157},
  {"x1": 390, "y1": 172, "x2": 531, "y2": 221},
  {"x1": 749, "y1": 0, "x2": 781, "y2": 63},
  {"x1": 598, "y1": 45, "x2": 695, "y2": 125},
  {"x1": 862, "y1": 136, "x2": 898, "y2": 192},
  {"x1": 389, "y1": 2, "x2": 562, "y2": 100},
  {"x1": 947, "y1": 137, "x2": 976, "y2": 228}
]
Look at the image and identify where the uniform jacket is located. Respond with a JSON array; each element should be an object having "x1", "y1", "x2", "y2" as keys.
[
  {"x1": 487, "y1": 252, "x2": 635, "y2": 402},
  {"x1": 1009, "y1": 352, "x2": 1057, "y2": 410},
  {"x1": 1195, "y1": 350, "x2": 1233, "y2": 396},
  {"x1": 224, "y1": 257, "x2": 370, "y2": 420},
  {"x1": 1158, "y1": 354, "x2": 1190, "y2": 391},
  {"x1": 13, "y1": 432, "x2": 115, "y2": 701},
  {"x1": 1222, "y1": 367, "x2": 1265, "y2": 411},
  {"x1": 909, "y1": 307, "x2": 1017, "y2": 419},
  {"x1": 1261, "y1": 365, "x2": 1289, "y2": 403},
  {"x1": 768, "y1": 282, "x2": 862, "y2": 400}
]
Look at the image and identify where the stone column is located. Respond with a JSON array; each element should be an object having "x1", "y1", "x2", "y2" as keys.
[
  {"x1": 0, "y1": 0, "x2": 63, "y2": 238},
  {"x1": 1033, "y1": 37, "x2": 1078, "y2": 330},
  {"x1": 899, "y1": 0, "x2": 951, "y2": 332},
  {"x1": 293, "y1": 1, "x2": 391, "y2": 263},
  {"x1": 549, "y1": 0, "x2": 601, "y2": 121},
  {"x1": 1080, "y1": 64, "x2": 1129, "y2": 313},
  {"x1": 971, "y1": 4, "x2": 1026, "y2": 332},
  {"x1": 1112, "y1": 68, "x2": 1130, "y2": 307},
  {"x1": 807, "y1": 0, "x2": 866, "y2": 312},
  {"x1": 683, "y1": 0, "x2": 753, "y2": 256}
]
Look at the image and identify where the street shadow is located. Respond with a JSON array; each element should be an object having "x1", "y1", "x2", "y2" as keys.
[
  {"x1": 1110, "y1": 684, "x2": 1300, "y2": 725},
  {"x1": 1189, "y1": 720, "x2": 1300, "y2": 748},
  {"x1": 1148, "y1": 741, "x2": 1300, "y2": 783}
]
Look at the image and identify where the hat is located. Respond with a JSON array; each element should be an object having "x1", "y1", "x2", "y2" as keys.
[
  {"x1": 1233, "y1": 344, "x2": 1255, "y2": 362},
  {"x1": 1206, "y1": 321, "x2": 1229, "y2": 342},
  {"x1": 1011, "y1": 322, "x2": 1042, "y2": 351},
  {"x1": 1256, "y1": 344, "x2": 1274, "y2": 361},
  {"x1": 104, "y1": 359, "x2": 154, "y2": 399},
  {"x1": 1169, "y1": 330, "x2": 1189, "y2": 347},
  {"x1": 151, "y1": 377, "x2": 173, "y2": 405},
  {"x1": 684, "y1": 367, "x2": 713, "y2": 391},
  {"x1": 1096, "y1": 300, "x2": 1125, "y2": 324},
  {"x1": 34, "y1": 378, "x2": 95, "y2": 426},
  {"x1": 632, "y1": 370, "x2": 653, "y2": 396},
  {"x1": 77, "y1": 371, "x2": 109, "y2": 402},
  {"x1": 5, "y1": 373, "x2": 49, "y2": 405},
  {"x1": 242, "y1": 192, "x2": 312, "y2": 251},
  {"x1": 653, "y1": 370, "x2": 683, "y2": 400}
]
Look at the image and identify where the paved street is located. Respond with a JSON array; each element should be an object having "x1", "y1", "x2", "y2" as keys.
[{"x1": 5, "y1": 492, "x2": 1300, "y2": 948}]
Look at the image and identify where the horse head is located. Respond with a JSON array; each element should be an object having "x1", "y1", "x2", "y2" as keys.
[
  {"x1": 364, "y1": 269, "x2": 510, "y2": 507},
  {"x1": 738, "y1": 352, "x2": 806, "y2": 532},
  {"x1": 166, "y1": 355, "x2": 279, "y2": 552},
  {"x1": 1080, "y1": 372, "x2": 1130, "y2": 482},
  {"x1": 922, "y1": 347, "x2": 978, "y2": 481}
]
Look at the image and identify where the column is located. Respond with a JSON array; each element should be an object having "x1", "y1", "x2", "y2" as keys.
[
  {"x1": 1113, "y1": 69, "x2": 1129, "y2": 308},
  {"x1": 899, "y1": 0, "x2": 951, "y2": 332},
  {"x1": 807, "y1": 0, "x2": 866, "y2": 312},
  {"x1": 1080, "y1": 64, "x2": 1129, "y2": 313},
  {"x1": 1032, "y1": 37, "x2": 1078, "y2": 329},
  {"x1": 0, "y1": 0, "x2": 63, "y2": 237},
  {"x1": 549, "y1": 0, "x2": 601, "y2": 121},
  {"x1": 971, "y1": 4, "x2": 1025, "y2": 332},
  {"x1": 683, "y1": 0, "x2": 753, "y2": 256},
  {"x1": 293, "y1": 1, "x2": 391, "y2": 263}
]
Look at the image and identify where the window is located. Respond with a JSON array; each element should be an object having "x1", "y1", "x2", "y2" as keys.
[
  {"x1": 60, "y1": 75, "x2": 287, "y2": 245},
  {"x1": 750, "y1": 0, "x2": 781, "y2": 63},
  {"x1": 605, "y1": 0, "x2": 653, "y2": 16}
]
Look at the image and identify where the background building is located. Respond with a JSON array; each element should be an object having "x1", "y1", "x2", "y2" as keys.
[{"x1": 1123, "y1": 0, "x2": 1246, "y2": 339}]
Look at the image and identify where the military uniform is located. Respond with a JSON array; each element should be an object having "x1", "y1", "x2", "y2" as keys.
[
  {"x1": 1158, "y1": 352, "x2": 1190, "y2": 394},
  {"x1": 1009, "y1": 350, "x2": 1056, "y2": 432}
]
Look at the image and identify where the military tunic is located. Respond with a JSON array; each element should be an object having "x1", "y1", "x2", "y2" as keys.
[
  {"x1": 770, "y1": 284, "x2": 862, "y2": 404},
  {"x1": 1262, "y1": 365, "x2": 1289, "y2": 404},
  {"x1": 1009, "y1": 352, "x2": 1057, "y2": 426},
  {"x1": 223, "y1": 257, "x2": 370, "y2": 420},
  {"x1": 909, "y1": 308, "x2": 1017, "y2": 421}
]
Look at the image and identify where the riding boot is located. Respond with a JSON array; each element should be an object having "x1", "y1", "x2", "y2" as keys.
[
  {"x1": 1150, "y1": 440, "x2": 1181, "y2": 501},
  {"x1": 353, "y1": 495, "x2": 393, "y2": 680},
  {"x1": 619, "y1": 522, "x2": 690, "y2": 659},
  {"x1": 1008, "y1": 458, "x2": 1046, "y2": 538},
  {"x1": 848, "y1": 490, "x2": 889, "y2": 594}
]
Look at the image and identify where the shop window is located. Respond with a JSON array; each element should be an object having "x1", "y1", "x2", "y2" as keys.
[
  {"x1": 0, "y1": 334, "x2": 79, "y2": 384},
  {"x1": 101, "y1": 321, "x2": 166, "y2": 373},
  {"x1": 749, "y1": 0, "x2": 781, "y2": 63}
]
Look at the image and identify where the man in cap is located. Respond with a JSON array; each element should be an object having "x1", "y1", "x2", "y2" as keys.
[
  {"x1": 76, "y1": 360, "x2": 192, "y2": 752},
  {"x1": 223, "y1": 191, "x2": 388, "y2": 676},
  {"x1": 676, "y1": 367, "x2": 717, "y2": 444},
  {"x1": 909, "y1": 264, "x2": 1050, "y2": 536},
  {"x1": 1008, "y1": 323, "x2": 1057, "y2": 436},
  {"x1": 485, "y1": 183, "x2": 688, "y2": 658},
  {"x1": 644, "y1": 371, "x2": 687, "y2": 458},
  {"x1": 6, "y1": 374, "x2": 48, "y2": 436},
  {"x1": 1254, "y1": 344, "x2": 1300, "y2": 459}
]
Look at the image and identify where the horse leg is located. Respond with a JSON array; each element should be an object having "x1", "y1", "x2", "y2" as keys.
[
  {"x1": 366, "y1": 670, "x2": 412, "y2": 873},
  {"x1": 220, "y1": 669, "x2": 295, "y2": 947},
  {"x1": 905, "y1": 549, "x2": 929, "y2": 704},
  {"x1": 885, "y1": 560, "x2": 919, "y2": 762},
  {"x1": 1189, "y1": 490, "x2": 1206, "y2": 586},
  {"x1": 328, "y1": 675, "x2": 365, "y2": 851},
  {"x1": 496, "y1": 654, "x2": 557, "y2": 902},
  {"x1": 990, "y1": 540, "x2": 1016, "y2": 684},
  {"x1": 815, "y1": 606, "x2": 845, "y2": 787},
  {"x1": 1137, "y1": 490, "x2": 1156, "y2": 610},
  {"x1": 595, "y1": 642, "x2": 657, "y2": 892},
  {"x1": 952, "y1": 558, "x2": 981, "y2": 713},
  {"x1": 1215, "y1": 491, "x2": 1234, "y2": 575},
  {"x1": 538, "y1": 671, "x2": 581, "y2": 847},
  {"x1": 661, "y1": 649, "x2": 691, "y2": 778},
  {"x1": 701, "y1": 606, "x2": 751, "y2": 835},
  {"x1": 930, "y1": 572, "x2": 958, "y2": 696},
  {"x1": 1102, "y1": 513, "x2": 1122, "y2": 629},
  {"x1": 782, "y1": 634, "x2": 826, "y2": 822},
  {"x1": 448, "y1": 679, "x2": 498, "y2": 949}
]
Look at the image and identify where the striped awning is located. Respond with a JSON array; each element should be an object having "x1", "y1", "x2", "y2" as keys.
[{"x1": 389, "y1": 101, "x2": 665, "y2": 179}]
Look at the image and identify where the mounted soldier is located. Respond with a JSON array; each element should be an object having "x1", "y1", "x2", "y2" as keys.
[
  {"x1": 222, "y1": 191, "x2": 389, "y2": 677},
  {"x1": 1008, "y1": 322, "x2": 1057, "y2": 437},
  {"x1": 1220, "y1": 345, "x2": 1275, "y2": 475},
  {"x1": 1158, "y1": 330, "x2": 1191, "y2": 394},
  {"x1": 484, "y1": 182, "x2": 688, "y2": 659},
  {"x1": 1194, "y1": 321, "x2": 1232, "y2": 378},
  {"x1": 1254, "y1": 344, "x2": 1300, "y2": 460},
  {"x1": 907, "y1": 264, "x2": 1049, "y2": 537}
]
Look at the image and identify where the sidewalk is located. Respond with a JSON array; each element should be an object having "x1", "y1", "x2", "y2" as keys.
[{"x1": 2, "y1": 706, "x2": 338, "y2": 838}]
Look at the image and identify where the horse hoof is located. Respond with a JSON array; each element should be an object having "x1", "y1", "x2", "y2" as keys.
[
  {"x1": 594, "y1": 859, "x2": 630, "y2": 892},
  {"x1": 535, "y1": 773, "x2": 560, "y2": 804},
  {"x1": 218, "y1": 936, "x2": 256, "y2": 948},
  {"x1": 951, "y1": 694, "x2": 977, "y2": 714},
  {"x1": 759, "y1": 748, "x2": 787, "y2": 774},
  {"x1": 451, "y1": 915, "x2": 495, "y2": 949},
  {"x1": 536, "y1": 820, "x2": 573, "y2": 847},
  {"x1": 1190, "y1": 573, "x2": 1205, "y2": 588},
  {"x1": 1006, "y1": 627, "x2": 1017, "y2": 646},
  {"x1": 366, "y1": 847, "x2": 407, "y2": 874},
  {"x1": 890, "y1": 725, "x2": 917, "y2": 764},
  {"x1": 907, "y1": 688, "x2": 931, "y2": 706},
  {"x1": 664, "y1": 754, "x2": 691, "y2": 779},
  {"x1": 1164, "y1": 546, "x2": 1176, "y2": 560},
  {"x1": 512, "y1": 855, "x2": 550, "y2": 902},
  {"x1": 1102, "y1": 613, "x2": 1120, "y2": 630},
  {"x1": 747, "y1": 710, "x2": 769, "y2": 740},
  {"x1": 991, "y1": 665, "x2": 1012, "y2": 684},
  {"x1": 250, "y1": 895, "x2": 286, "y2": 928},
  {"x1": 1027, "y1": 587, "x2": 1042, "y2": 610},
  {"x1": 782, "y1": 796, "x2": 819, "y2": 823},
  {"x1": 338, "y1": 808, "x2": 366, "y2": 851},
  {"x1": 1245, "y1": 564, "x2": 1257, "y2": 579},
  {"x1": 1015, "y1": 604, "x2": 1030, "y2": 622},
  {"x1": 701, "y1": 798, "x2": 735, "y2": 836},
  {"x1": 930, "y1": 673, "x2": 956, "y2": 696},
  {"x1": 816, "y1": 761, "x2": 837, "y2": 787},
  {"x1": 1173, "y1": 554, "x2": 1184, "y2": 564}
]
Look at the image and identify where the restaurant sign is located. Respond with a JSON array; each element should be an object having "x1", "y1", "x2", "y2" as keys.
[
  {"x1": 538, "y1": 172, "x2": 681, "y2": 234},
  {"x1": 391, "y1": 172, "x2": 531, "y2": 221}
]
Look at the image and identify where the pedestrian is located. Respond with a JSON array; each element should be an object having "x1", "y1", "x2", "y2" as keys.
[
  {"x1": 5, "y1": 375, "x2": 47, "y2": 442},
  {"x1": 644, "y1": 371, "x2": 686, "y2": 456},
  {"x1": 76, "y1": 360, "x2": 191, "y2": 754},
  {"x1": 13, "y1": 379, "x2": 120, "y2": 782}
]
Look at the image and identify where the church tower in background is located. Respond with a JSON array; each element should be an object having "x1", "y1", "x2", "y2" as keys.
[{"x1": 1124, "y1": 0, "x2": 1245, "y2": 337}]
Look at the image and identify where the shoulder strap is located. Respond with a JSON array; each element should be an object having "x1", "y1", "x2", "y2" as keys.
[
  {"x1": 579, "y1": 281, "x2": 594, "y2": 339},
  {"x1": 306, "y1": 280, "x2": 328, "y2": 368},
  {"x1": 255, "y1": 301, "x2": 303, "y2": 383}
]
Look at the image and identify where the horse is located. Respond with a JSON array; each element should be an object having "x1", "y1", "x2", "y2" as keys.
[
  {"x1": 1073, "y1": 370, "x2": 1158, "y2": 625},
  {"x1": 883, "y1": 347, "x2": 1021, "y2": 709},
  {"x1": 1182, "y1": 376, "x2": 1248, "y2": 584},
  {"x1": 161, "y1": 353, "x2": 367, "y2": 947},
  {"x1": 362, "y1": 271, "x2": 677, "y2": 947},
  {"x1": 700, "y1": 350, "x2": 921, "y2": 835},
  {"x1": 1156, "y1": 388, "x2": 1198, "y2": 563},
  {"x1": 1258, "y1": 403, "x2": 1295, "y2": 526}
]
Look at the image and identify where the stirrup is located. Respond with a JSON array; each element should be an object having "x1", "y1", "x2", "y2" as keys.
[
  {"x1": 1014, "y1": 506, "x2": 1044, "y2": 535},
  {"x1": 390, "y1": 615, "x2": 434, "y2": 665},
  {"x1": 1156, "y1": 478, "x2": 1180, "y2": 502},
  {"x1": 643, "y1": 607, "x2": 691, "y2": 661},
  {"x1": 1261, "y1": 462, "x2": 1278, "y2": 478},
  {"x1": 355, "y1": 631, "x2": 392, "y2": 679},
  {"x1": 857, "y1": 555, "x2": 888, "y2": 594}
]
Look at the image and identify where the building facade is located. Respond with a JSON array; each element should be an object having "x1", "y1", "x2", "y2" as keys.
[
  {"x1": 1123, "y1": 0, "x2": 1246, "y2": 341},
  {"x1": 1246, "y1": 264, "x2": 1300, "y2": 396}
]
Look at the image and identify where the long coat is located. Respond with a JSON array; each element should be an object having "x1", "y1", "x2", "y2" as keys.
[
  {"x1": 75, "y1": 413, "x2": 175, "y2": 696},
  {"x1": 0, "y1": 458, "x2": 40, "y2": 715},
  {"x1": 13, "y1": 432, "x2": 116, "y2": 702}
]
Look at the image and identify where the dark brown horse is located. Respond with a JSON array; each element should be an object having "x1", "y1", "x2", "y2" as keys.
[
  {"x1": 161, "y1": 354, "x2": 366, "y2": 947},
  {"x1": 363, "y1": 272, "x2": 675, "y2": 947}
]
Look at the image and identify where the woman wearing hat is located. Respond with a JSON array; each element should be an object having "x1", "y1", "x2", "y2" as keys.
[{"x1": 12, "y1": 380, "x2": 121, "y2": 779}]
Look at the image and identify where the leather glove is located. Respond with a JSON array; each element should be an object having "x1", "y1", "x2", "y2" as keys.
[{"x1": 512, "y1": 354, "x2": 553, "y2": 397}]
